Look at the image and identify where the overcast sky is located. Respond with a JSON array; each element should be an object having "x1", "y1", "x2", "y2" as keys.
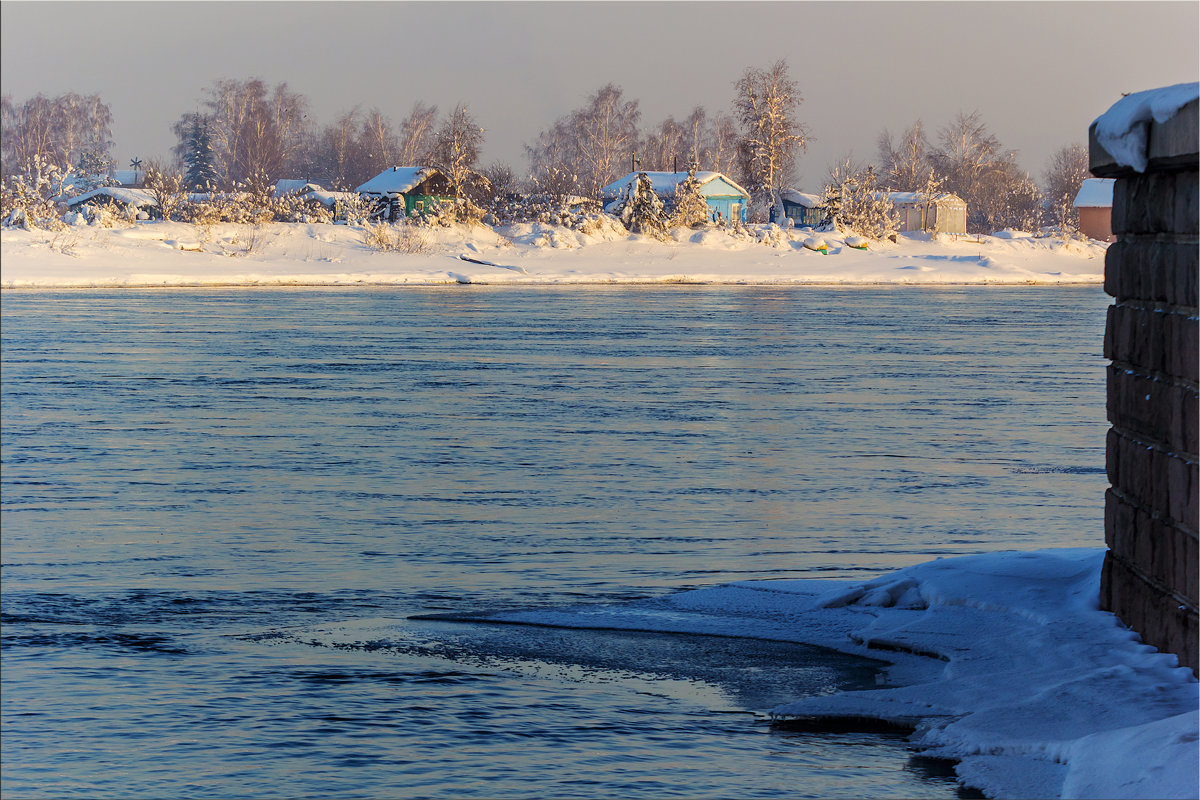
[{"x1": 2, "y1": 1, "x2": 1197, "y2": 186}]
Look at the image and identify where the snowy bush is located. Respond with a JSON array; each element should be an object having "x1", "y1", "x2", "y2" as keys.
[
  {"x1": 144, "y1": 165, "x2": 188, "y2": 221},
  {"x1": 362, "y1": 220, "x2": 430, "y2": 253},
  {"x1": 82, "y1": 198, "x2": 136, "y2": 228},
  {"x1": 823, "y1": 160, "x2": 896, "y2": 240},
  {"x1": 1, "y1": 158, "x2": 72, "y2": 230}
]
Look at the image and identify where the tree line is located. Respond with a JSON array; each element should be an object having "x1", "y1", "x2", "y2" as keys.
[{"x1": 2, "y1": 60, "x2": 1094, "y2": 232}]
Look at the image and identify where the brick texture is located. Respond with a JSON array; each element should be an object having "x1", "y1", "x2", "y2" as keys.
[{"x1": 1097, "y1": 95, "x2": 1198, "y2": 676}]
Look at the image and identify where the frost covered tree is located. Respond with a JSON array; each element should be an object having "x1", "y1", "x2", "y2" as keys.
[
  {"x1": 732, "y1": 59, "x2": 809, "y2": 214},
  {"x1": 181, "y1": 114, "x2": 220, "y2": 191},
  {"x1": 2, "y1": 92, "x2": 113, "y2": 180},
  {"x1": 669, "y1": 167, "x2": 711, "y2": 229},
  {"x1": 877, "y1": 121, "x2": 932, "y2": 191},
  {"x1": 176, "y1": 79, "x2": 310, "y2": 187},
  {"x1": 397, "y1": 102, "x2": 439, "y2": 167},
  {"x1": 928, "y1": 111, "x2": 1018, "y2": 231},
  {"x1": 143, "y1": 160, "x2": 188, "y2": 221},
  {"x1": 75, "y1": 147, "x2": 115, "y2": 189},
  {"x1": 975, "y1": 160, "x2": 1043, "y2": 232},
  {"x1": 430, "y1": 104, "x2": 485, "y2": 201},
  {"x1": 1042, "y1": 143, "x2": 1090, "y2": 232},
  {"x1": 822, "y1": 158, "x2": 895, "y2": 239},
  {"x1": 527, "y1": 83, "x2": 641, "y2": 199},
  {"x1": 620, "y1": 172, "x2": 665, "y2": 235}
]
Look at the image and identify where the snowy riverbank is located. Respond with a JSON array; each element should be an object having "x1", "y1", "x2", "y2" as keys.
[
  {"x1": 411, "y1": 550, "x2": 1195, "y2": 800},
  {"x1": 1, "y1": 220, "x2": 1107, "y2": 288}
]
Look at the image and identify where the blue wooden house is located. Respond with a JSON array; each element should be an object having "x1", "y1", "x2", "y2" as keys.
[
  {"x1": 776, "y1": 189, "x2": 828, "y2": 228},
  {"x1": 601, "y1": 171, "x2": 751, "y2": 224}
]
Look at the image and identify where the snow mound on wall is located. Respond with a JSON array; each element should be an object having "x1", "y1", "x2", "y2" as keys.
[{"x1": 1092, "y1": 82, "x2": 1199, "y2": 172}]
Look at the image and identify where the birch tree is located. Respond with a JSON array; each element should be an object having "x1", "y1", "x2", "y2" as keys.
[
  {"x1": 430, "y1": 104, "x2": 485, "y2": 199},
  {"x1": 1042, "y1": 143, "x2": 1090, "y2": 231},
  {"x1": 1, "y1": 92, "x2": 114, "y2": 179},
  {"x1": 397, "y1": 102, "x2": 438, "y2": 167},
  {"x1": 877, "y1": 121, "x2": 932, "y2": 191},
  {"x1": 527, "y1": 84, "x2": 641, "y2": 199},
  {"x1": 732, "y1": 59, "x2": 809, "y2": 211}
]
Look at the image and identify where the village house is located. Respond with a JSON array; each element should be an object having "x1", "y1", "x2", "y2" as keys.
[
  {"x1": 1073, "y1": 177, "x2": 1116, "y2": 242},
  {"x1": 775, "y1": 189, "x2": 828, "y2": 228},
  {"x1": 356, "y1": 167, "x2": 455, "y2": 222},
  {"x1": 886, "y1": 191, "x2": 968, "y2": 235},
  {"x1": 600, "y1": 171, "x2": 751, "y2": 224}
]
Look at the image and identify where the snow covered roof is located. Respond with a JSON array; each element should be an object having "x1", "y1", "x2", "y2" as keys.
[
  {"x1": 601, "y1": 171, "x2": 750, "y2": 200},
  {"x1": 1092, "y1": 82, "x2": 1199, "y2": 173},
  {"x1": 885, "y1": 191, "x2": 965, "y2": 206},
  {"x1": 1073, "y1": 178, "x2": 1115, "y2": 208},
  {"x1": 111, "y1": 169, "x2": 141, "y2": 185},
  {"x1": 780, "y1": 189, "x2": 825, "y2": 208},
  {"x1": 275, "y1": 180, "x2": 323, "y2": 196},
  {"x1": 62, "y1": 187, "x2": 156, "y2": 208},
  {"x1": 356, "y1": 167, "x2": 441, "y2": 195},
  {"x1": 307, "y1": 190, "x2": 360, "y2": 207}
]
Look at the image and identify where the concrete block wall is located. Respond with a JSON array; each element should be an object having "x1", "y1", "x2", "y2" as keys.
[{"x1": 1091, "y1": 96, "x2": 1199, "y2": 674}]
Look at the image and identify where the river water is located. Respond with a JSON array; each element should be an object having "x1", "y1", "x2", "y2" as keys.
[{"x1": 1, "y1": 286, "x2": 1110, "y2": 798}]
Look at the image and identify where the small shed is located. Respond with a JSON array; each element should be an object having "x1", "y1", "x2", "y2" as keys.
[
  {"x1": 777, "y1": 189, "x2": 828, "y2": 227},
  {"x1": 601, "y1": 171, "x2": 750, "y2": 224},
  {"x1": 356, "y1": 167, "x2": 454, "y2": 221},
  {"x1": 1074, "y1": 178, "x2": 1115, "y2": 242},
  {"x1": 887, "y1": 191, "x2": 968, "y2": 235}
]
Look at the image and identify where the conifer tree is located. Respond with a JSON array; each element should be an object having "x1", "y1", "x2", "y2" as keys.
[
  {"x1": 669, "y1": 166, "x2": 711, "y2": 228},
  {"x1": 182, "y1": 114, "x2": 220, "y2": 191},
  {"x1": 620, "y1": 172, "x2": 665, "y2": 235}
]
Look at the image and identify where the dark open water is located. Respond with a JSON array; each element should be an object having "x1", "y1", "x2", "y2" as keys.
[{"x1": 1, "y1": 286, "x2": 1110, "y2": 798}]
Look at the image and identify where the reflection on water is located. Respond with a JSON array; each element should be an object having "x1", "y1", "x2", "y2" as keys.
[{"x1": 1, "y1": 286, "x2": 1108, "y2": 797}]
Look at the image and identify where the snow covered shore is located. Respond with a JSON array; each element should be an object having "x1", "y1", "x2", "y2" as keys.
[
  {"x1": 453, "y1": 550, "x2": 1196, "y2": 799},
  {"x1": 1, "y1": 220, "x2": 1106, "y2": 288}
]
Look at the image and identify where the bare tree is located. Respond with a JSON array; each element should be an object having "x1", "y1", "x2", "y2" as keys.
[
  {"x1": 877, "y1": 121, "x2": 931, "y2": 191},
  {"x1": 1042, "y1": 143, "x2": 1091, "y2": 231},
  {"x1": 929, "y1": 111, "x2": 1028, "y2": 232},
  {"x1": 182, "y1": 79, "x2": 310, "y2": 188},
  {"x1": 2, "y1": 92, "x2": 114, "y2": 179},
  {"x1": 706, "y1": 111, "x2": 740, "y2": 177},
  {"x1": 397, "y1": 101, "x2": 438, "y2": 166},
  {"x1": 526, "y1": 84, "x2": 641, "y2": 199},
  {"x1": 732, "y1": 59, "x2": 809, "y2": 209},
  {"x1": 430, "y1": 104, "x2": 485, "y2": 199}
]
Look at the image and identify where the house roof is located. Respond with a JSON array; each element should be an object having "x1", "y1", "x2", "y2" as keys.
[
  {"x1": 62, "y1": 187, "x2": 156, "y2": 208},
  {"x1": 601, "y1": 171, "x2": 750, "y2": 200},
  {"x1": 885, "y1": 191, "x2": 966, "y2": 206},
  {"x1": 356, "y1": 167, "x2": 441, "y2": 195},
  {"x1": 780, "y1": 189, "x2": 825, "y2": 208},
  {"x1": 1074, "y1": 178, "x2": 1115, "y2": 208},
  {"x1": 307, "y1": 190, "x2": 360, "y2": 207},
  {"x1": 275, "y1": 180, "x2": 323, "y2": 196}
]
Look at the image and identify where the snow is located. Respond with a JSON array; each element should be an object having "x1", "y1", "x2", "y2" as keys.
[
  {"x1": 355, "y1": 166, "x2": 439, "y2": 195},
  {"x1": 1092, "y1": 82, "x2": 1199, "y2": 173},
  {"x1": 447, "y1": 549, "x2": 1197, "y2": 799},
  {"x1": 1, "y1": 221, "x2": 1108, "y2": 288},
  {"x1": 1074, "y1": 178, "x2": 1115, "y2": 208}
]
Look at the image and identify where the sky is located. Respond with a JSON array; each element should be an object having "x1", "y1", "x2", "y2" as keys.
[{"x1": 2, "y1": 1, "x2": 1197, "y2": 188}]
